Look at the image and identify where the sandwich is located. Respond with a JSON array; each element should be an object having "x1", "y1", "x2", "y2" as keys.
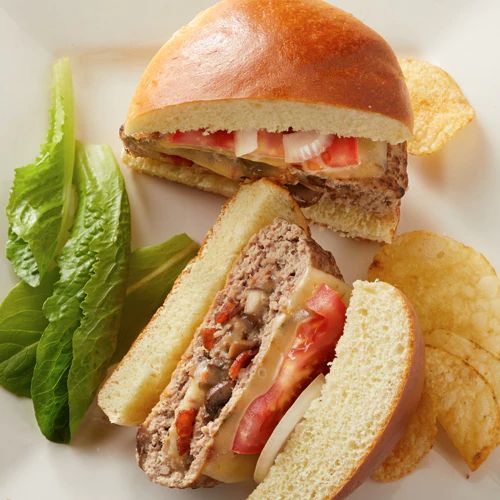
[
  {"x1": 136, "y1": 216, "x2": 350, "y2": 486},
  {"x1": 120, "y1": 0, "x2": 413, "y2": 243},
  {"x1": 98, "y1": 179, "x2": 308, "y2": 425},
  {"x1": 135, "y1": 222, "x2": 423, "y2": 493},
  {"x1": 99, "y1": 181, "x2": 423, "y2": 496}
]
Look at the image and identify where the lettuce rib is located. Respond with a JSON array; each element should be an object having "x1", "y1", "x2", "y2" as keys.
[{"x1": 6, "y1": 58, "x2": 75, "y2": 287}]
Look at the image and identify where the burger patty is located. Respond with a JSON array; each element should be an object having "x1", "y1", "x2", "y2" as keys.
[
  {"x1": 121, "y1": 128, "x2": 407, "y2": 216},
  {"x1": 136, "y1": 218, "x2": 342, "y2": 488}
]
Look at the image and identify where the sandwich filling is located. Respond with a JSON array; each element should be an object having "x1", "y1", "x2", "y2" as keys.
[
  {"x1": 136, "y1": 219, "x2": 348, "y2": 487},
  {"x1": 122, "y1": 128, "x2": 407, "y2": 215}
]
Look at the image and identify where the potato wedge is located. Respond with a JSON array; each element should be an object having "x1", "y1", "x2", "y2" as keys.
[
  {"x1": 400, "y1": 58, "x2": 475, "y2": 155},
  {"x1": 372, "y1": 382, "x2": 437, "y2": 482},
  {"x1": 368, "y1": 231, "x2": 500, "y2": 357},
  {"x1": 425, "y1": 346, "x2": 499, "y2": 470}
]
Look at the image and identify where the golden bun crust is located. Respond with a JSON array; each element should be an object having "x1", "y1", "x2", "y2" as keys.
[
  {"x1": 124, "y1": 0, "x2": 412, "y2": 142},
  {"x1": 333, "y1": 289, "x2": 424, "y2": 499}
]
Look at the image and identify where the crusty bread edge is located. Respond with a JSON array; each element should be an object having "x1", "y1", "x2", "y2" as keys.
[
  {"x1": 123, "y1": 153, "x2": 399, "y2": 243},
  {"x1": 332, "y1": 286, "x2": 425, "y2": 499}
]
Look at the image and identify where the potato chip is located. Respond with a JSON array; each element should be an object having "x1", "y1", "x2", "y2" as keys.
[
  {"x1": 425, "y1": 346, "x2": 499, "y2": 470},
  {"x1": 400, "y1": 58, "x2": 475, "y2": 155},
  {"x1": 368, "y1": 231, "x2": 500, "y2": 357},
  {"x1": 426, "y1": 330, "x2": 500, "y2": 411},
  {"x1": 372, "y1": 383, "x2": 437, "y2": 482}
]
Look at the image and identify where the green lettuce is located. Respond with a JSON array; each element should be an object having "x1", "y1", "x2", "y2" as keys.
[
  {"x1": 31, "y1": 143, "x2": 130, "y2": 443},
  {"x1": 6, "y1": 58, "x2": 75, "y2": 287},
  {"x1": 113, "y1": 234, "x2": 199, "y2": 362},
  {"x1": 0, "y1": 270, "x2": 58, "y2": 397}
]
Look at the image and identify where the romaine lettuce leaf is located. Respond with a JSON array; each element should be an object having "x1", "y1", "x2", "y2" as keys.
[
  {"x1": 6, "y1": 58, "x2": 75, "y2": 287},
  {"x1": 67, "y1": 145, "x2": 130, "y2": 436},
  {"x1": 113, "y1": 234, "x2": 199, "y2": 362},
  {"x1": 0, "y1": 270, "x2": 58, "y2": 397},
  {"x1": 31, "y1": 143, "x2": 130, "y2": 443}
]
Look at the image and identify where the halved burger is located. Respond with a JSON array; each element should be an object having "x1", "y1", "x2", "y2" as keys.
[
  {"x1": 98, "y1": 180, "x2": 424, "y2": 497},
  {"x1": 120, "y1": 0, "x2": 413, "y2": 243}
]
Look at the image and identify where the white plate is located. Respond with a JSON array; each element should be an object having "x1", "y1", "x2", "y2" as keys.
[{"x1": 0, "y1": 1, "x2": 499, "y2": 499}]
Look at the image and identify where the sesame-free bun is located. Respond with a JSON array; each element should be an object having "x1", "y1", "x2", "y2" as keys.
[
  {"x1": 124, "y1": 0, "x2": 412, "y2": 144},
  {"x1": 250, "y1": 281, "x2": 424, "y2": 499}
]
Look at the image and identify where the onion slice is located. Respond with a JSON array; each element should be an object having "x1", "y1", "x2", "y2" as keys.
[
  {"x1": 283, "y1": 131, "x2": 331, "y2": 163},
  {"x1": 253, "y1": 374, "x2": 325, "y2": 483},
  {"x1": 235, "y1": 129, "x2": 258, "y2": 157}
]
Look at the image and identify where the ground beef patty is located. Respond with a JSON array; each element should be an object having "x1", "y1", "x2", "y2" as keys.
[
  {"x1": 136, "y1": 218, "x2": 343, "y2": 488},
  {"x1": 121, "y1": 127, "x2": 407, "y2": 216}
]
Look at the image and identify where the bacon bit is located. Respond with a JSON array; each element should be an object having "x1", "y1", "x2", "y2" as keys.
[
  {"x1": 215, "y1": 299, "x2": 238, "y2": 324},
  {"x1": 175, "y1": 408, "x2": 197, "y2": 456},
  {"x1": 229, "y1": 349, "x2": 257, "y2": 380},
  {"x1": 201, "y1": 328, "x2": 216, "y2": 350}
]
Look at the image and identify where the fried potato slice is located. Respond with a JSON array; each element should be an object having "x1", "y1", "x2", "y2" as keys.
[
  {"x1": 425, "y1": 346, "x2": 499, "y2": 470},
  {"x1": 368, "y1": 231, "x2": 500, "y2": 357},
  {"x1": 426, "y1": 330, "x2": 500, "y2": 410},
  {"x1": 400, "y1": 58, "x2": 475, "y2": 155},
  {"x1": 372, "y1": 383, "x2": 437, "y2": 482}
]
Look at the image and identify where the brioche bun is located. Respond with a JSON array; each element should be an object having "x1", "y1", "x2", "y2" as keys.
[{"x1": 124, "y1": 0, "x2": 412, "y2": 144}]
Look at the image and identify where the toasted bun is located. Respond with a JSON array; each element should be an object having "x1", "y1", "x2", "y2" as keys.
[
  {"x1": 124, "y1": 153, "x2": 399, "y2": 243},
  {"x1": 250, "y1": 280, "x2": 424, "y2": 500},
  {"x1": 97, "y1": 179, "x2": 307, "y2": 426},
  {"x1": 124, "y1": 0, "x2": 412, "y2": 144}
]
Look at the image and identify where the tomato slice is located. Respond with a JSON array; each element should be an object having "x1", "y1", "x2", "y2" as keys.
[
  {"x1": 256, "y1": 130, "x2": 285, "y2": 158},
  {"x1": 306, "y1": 283, "x2": 347, "y2": 327},
  {"x1": 320, "y1": 136, "x2": 358, "y2": 167},
  {"x1": 232, "y1": 285, "x2": 346, "y2": 454},
  {"x1": 167, "y1": 129, "x2": 235, "y2": 150},
  {"x1": 175, "y1": 408, "x2": 197, "y2": 456}
]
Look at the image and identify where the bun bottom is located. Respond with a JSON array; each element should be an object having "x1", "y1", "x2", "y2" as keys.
[{"x1": 124, "y1": 153, "x2": 399, "y2": 243}]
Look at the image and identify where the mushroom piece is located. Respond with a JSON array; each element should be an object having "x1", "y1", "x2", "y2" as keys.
[
  {"x1": 206, "y1": 381, "x2": 234, "y2": 418},
  {"x1": 228, "y1": 339, "x2": 258, "y2": 359}
]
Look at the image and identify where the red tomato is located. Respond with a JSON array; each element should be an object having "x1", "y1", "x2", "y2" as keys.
[
  {"x1": 320, "y1": 136, "x2": 358, "y2": 167},
  {"x1": 257, "y1": 130, "x2": 285, "y2": 158},
  {"x1": 306, "y1": 283, "x2": 347, "y2": 328},
  {"x1": 232, "y1": 285, "x2": 346, "y2": 454},
  {"x1": 167, "y1": 129, "x2": 235, "y2": 150},
  {"x1": 175, "y1": 408, "x2": 197, "y2": 456}
]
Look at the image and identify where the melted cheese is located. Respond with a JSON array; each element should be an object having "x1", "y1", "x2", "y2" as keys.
[
  {"x1": 154, "y1": 137, "x2": 387, "y2": 182},
  {"x1": 202, "y1": 268, "x2": 350, "y2": 482}
]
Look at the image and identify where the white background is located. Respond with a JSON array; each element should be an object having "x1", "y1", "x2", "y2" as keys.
[{"x1": 0, "y1": 1, "x2": 499, "y2": 499}]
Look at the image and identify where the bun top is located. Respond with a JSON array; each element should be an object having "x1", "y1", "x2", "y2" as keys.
[{"x1": 125, "y1": 0, "x2": 413, "y2": 144}]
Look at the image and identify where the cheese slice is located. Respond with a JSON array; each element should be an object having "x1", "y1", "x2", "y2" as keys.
[
  {"x1": 153, "y1": 137, "x2": 387, "y2": 182},
  {"x1": 202, "y1": 267, "x2": 350, "y2": 482}
]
